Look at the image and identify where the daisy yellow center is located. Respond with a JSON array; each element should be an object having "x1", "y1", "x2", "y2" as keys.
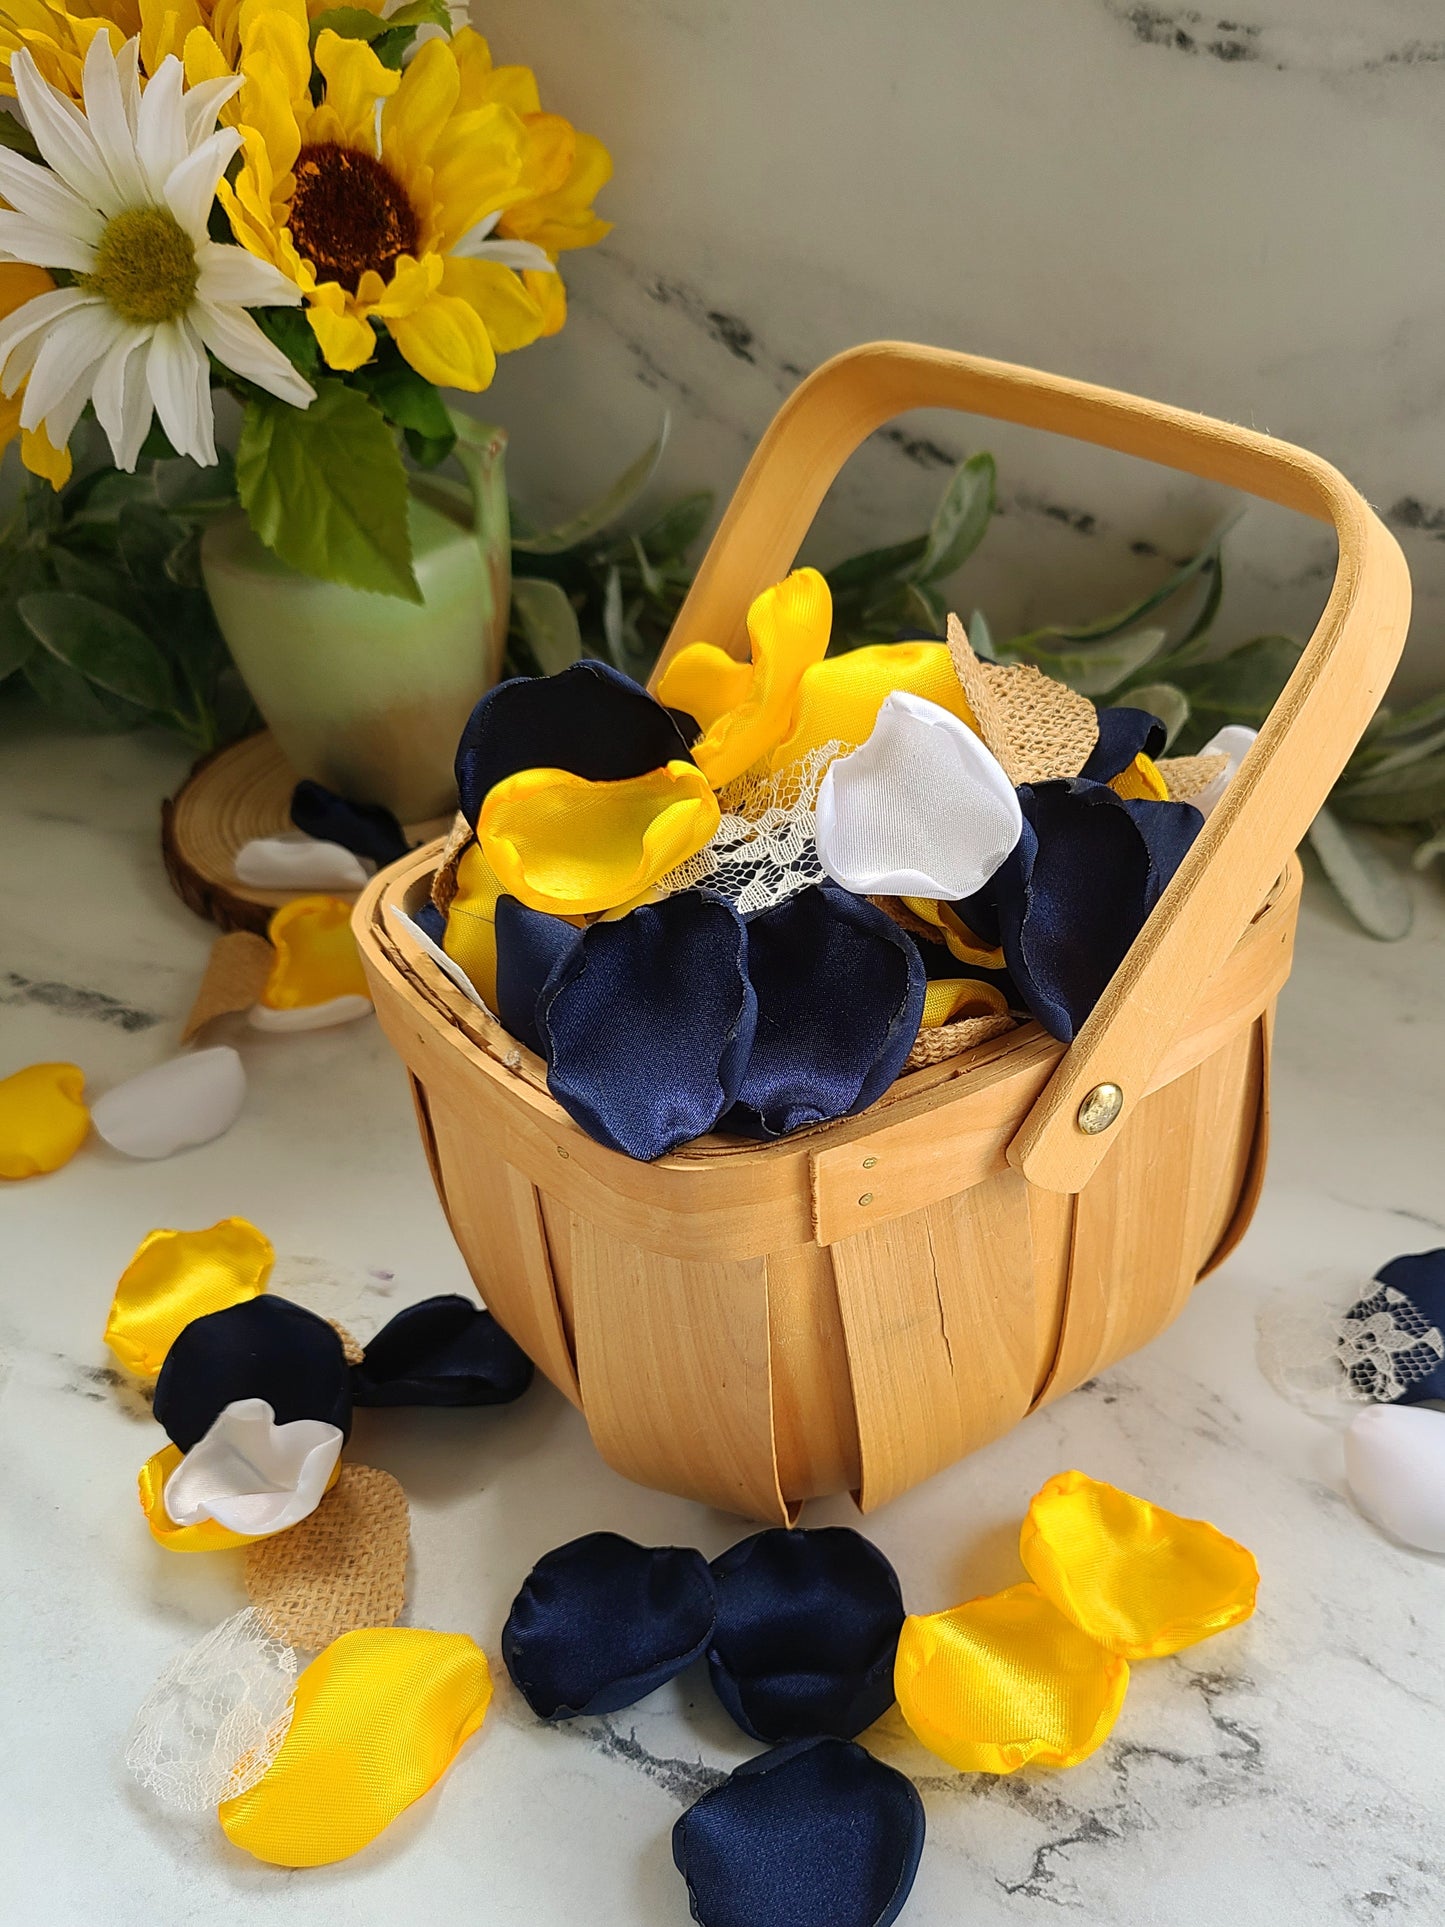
[
  {"x1": 81, "y1": 206, "x2": 198, "y2": 325},
  {"x1": 288, "y1": 142, "x2": 420, "y2": 295}
]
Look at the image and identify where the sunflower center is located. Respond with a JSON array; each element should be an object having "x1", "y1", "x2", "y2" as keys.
[
  {"x1": 81, "y1": 206, "x2": 198, "y2": 325},
  {"x1": 288, "y1": 142, "x2": 420, "y2": 294}
]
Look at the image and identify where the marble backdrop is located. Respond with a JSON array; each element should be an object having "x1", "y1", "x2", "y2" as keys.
[{"x1": 472, "y1": 0, "x2": 1445, "y2": 696}]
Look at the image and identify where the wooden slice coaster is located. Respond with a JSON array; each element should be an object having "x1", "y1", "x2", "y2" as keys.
[
  {"x1": 161, "y1": 733, "x2": 453, "y2": 936},
  {"x1": 245, "y1": 1464, "x2": 409, "y2": 1652}
]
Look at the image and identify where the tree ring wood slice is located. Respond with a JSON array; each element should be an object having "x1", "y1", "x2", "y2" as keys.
[{"x1": 162, "y1": 732, "x2": 453, "y2": 935}]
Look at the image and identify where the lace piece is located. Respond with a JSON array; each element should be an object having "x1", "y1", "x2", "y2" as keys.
[
  {"x1": 658, "y1": 742, "x2": 850, "y2": 915},
  {"x1": 1335, "y1": 1284, "x2": 1445, "y2": 1402},
  {"x1": 125, "y1": 1608, "x2": 298, "y2": 1812},
  {"x1": 1254, "y1": 1284, "x2": 1358, "y2": 1424}
]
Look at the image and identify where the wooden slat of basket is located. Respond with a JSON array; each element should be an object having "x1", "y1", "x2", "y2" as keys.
[{"x1": 765, "y1": 1242, "x2": 862, "y2": 1504}]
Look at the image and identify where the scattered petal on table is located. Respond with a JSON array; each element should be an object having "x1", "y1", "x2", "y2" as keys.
[
  {"x1": 234, "y1": 835, "x2": 371, "y2": 892},
  {"x1": 153, "y1": 1295, "x2": 352, "y2": 1453},
  {"x1": 91, "y1": 1047, "x2": 246, "y2": 1161},
  {"x1": 163, "y1": 1397, "x2": 343, "y2": 1538},
  {"x1": 259, "y1": 897, "x2": 372, "y2": 1012},
  {"x1": 248, "y1": 996, "x2": 374, "y2": 1033},
  {"x1": 105, "y1": 1217, "x2": 274, "y2": 1379},
  {"x1": 1345, "y1": 1404, "x2": 1445, "y2": 1553},
  {"x1": 0, "y1": 1061, "x2": 89, "y2": 1179}
]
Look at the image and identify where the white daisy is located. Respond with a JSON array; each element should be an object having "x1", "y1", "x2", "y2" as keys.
[{"x1": 0, "y1": 35, "x2": 315, "y2": 471}]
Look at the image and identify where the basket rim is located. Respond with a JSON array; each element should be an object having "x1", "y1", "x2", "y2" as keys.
[{"x1": 354, "y1": 843, "x2": 1299, "y2": 1174}]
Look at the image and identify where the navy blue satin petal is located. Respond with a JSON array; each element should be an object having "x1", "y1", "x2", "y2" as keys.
[
  {"x1": 413, "y1": 899, "x2": 447, "y2": 946},
  {"x1": 290, "y1": 780, "x2": 410, "y2": 868},
  {"x1": 672, "y1": 1737, "x2": 925, "y2": 1927},
  {"x1": 1078, "y1": 706, "x2": 1168, "y2": 782},
  {"x1": 539, "y1": 892, "x2": 756, "y2": 1161},
  {"x1": 495, "y1": 896, "x2": 583, "y2": 1056},
  {"x1": 503, "y1": 1532, "x2": 717, "y2": 1720},
  {"x1": 455, "y1": 660, "x2": 697, "y2": 826},
  {"x1": 727, "y1": 886, "x2": 925, "y2": 1139},
  {"x1": 948, "y1": 879, "x2": 1001, "y2": 948},
  {"x1": 153, "y1": 1296, "x2": 353, "y2": 1452},
  {"x1": 1347, "y1": 1250, "x2": 1445, "y2": 1405},
  {"x1": 992, "y1": 780, "x2": 1204, "y2": 1042},
  {"x1": 707, "y1": 1528, "x2": 906, "y2": 1742},
  {"x1": 351, "y1": 1294, "x2": 534, "y2": 1408}
]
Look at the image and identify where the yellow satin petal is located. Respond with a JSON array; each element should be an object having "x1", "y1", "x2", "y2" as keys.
[
  {"x1": 1109, "y1": 753, "x2": 1170, "y2": 802},
  {"x1": 895, "y1": 1581, "x2": 1128, "y2": 1775},
  {"x1": 262, "y1": 897, "x2": 372, "y2": 1010},
  {"x1": 104, "y1": 1217, "x2": 275, "y2": 1378},
  {"x1": 481, "y1": 763, "x2": 721, "y2": 917},
  {"x1": 138, "y1": 1444, "x2": 261, "y2": 1551},
  {"x1": 387, "y1": 292, "x2": 498, "y2": 392},
  {"x1": 899, "y1": 898, "x2": 1006, "y2": 972},
  {"x1": 920, "y1": 978, "x2": 1010, "y2": 1029},
  {"x1": 0, "y1": 1061, "x2": 89, "y2": 1179},
  {"x1": 440, "y1": 256, "x2": 544, "y2": 354},
  {"x1": 658, "y1": 568, "x2": 832, "y2": 788},
  {"x1": 218, "y1": 1628, "x2": 493, "y2": 1866},
  {"x1": 441, "y1": 840, "x2": 506, "y2": 1011},
  {"x1": 1019, "y1": 1471, "x2": 1260, "y2": 1659},
  {"x1": 771, "y1": 641, "x2": 979, "y2": 769}
]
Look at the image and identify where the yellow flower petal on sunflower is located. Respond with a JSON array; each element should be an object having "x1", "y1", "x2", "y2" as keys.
[
  {"x1": 1108, "y1": 752, "x2": 1170, "y2": 802},
  {"x1": 182, "y1": 21, "x2": 234, "y2": 91},
  {"x1": 262, "y1": 896, "x2": 372, "y2": 1010},
  {"x1": 659, "y1": 568, "x2": 833, "y2": 789},
  {"x1": 312, "y1": 26, "x2": 399, "y2": 148},
  {"x1": 502, "y1": 128, "x2": 613, "y2": 254},
  {"x1": 361, "y1": 249, "x2": 442, "y2": 319},
  {"x1": 898, "y1": 898, "x2": 1005, "y2": 971},
  {"x1": 381, "y1": 31, "x2": 460, "y2": 180},
  {"x1": 388, "y1": 291, "x2": 497, "y2": 392},
  {"x1": 137, "y1": 1444, "x2": 262, "y2": 1551},
  {"x1": 0, "y1": 260, "x2": 54, "y2": 317},
  {"x1": 139, "y1": 0, "x2": 203, "y2": 74},
  {"x1": 448, "y1": 23, "x2": 493, "y2": 110},
  {"x1": 218, "y1": 1628, "x2": 493, "y2": 1867},
  {"x1": 1019, "y1": 1470, "x2": 1260, "y2": 1659},
  {"x1": 21, "y1": 418, "x2": 71, "y2": 487},
  {"x1": 427, "y1": 101, "x2": 528, "y2": 249},
  {"x1": 0, "y1": 1061, "x2": 89, "y2": 1179},
  {"x1": 305, "y1": 284, "x2": 378, "y2": 370},
  {"x1": 441, "y1": 256, "x2": 544, "y2": 354},
  {"x1": 895, "y1": 1581, "x2": 1129, "y2": 1775},
  {"x1": 771, "y1": 641, "x2": 979, "y2": 769},
  {"x1": 480, "y1": 762, "x2": 721, "y2": 918},
  {"x1": 514, "y1": 111, "x2": 575, "y2": 200},
  {"x1": 441, "y1": 840, "x2": 506, "y2": 1010},
  {"x1": 920, "y1": 978, "x2": 1010, "y2": 1029},
  {"x1": 524, "y1": 263, "x2": 567, "y2": 337},
  {"x1": 104, "y1": 1216, "x2": 275, "y2": 1378}
]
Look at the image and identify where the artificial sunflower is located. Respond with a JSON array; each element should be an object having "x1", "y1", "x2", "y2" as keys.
[{"x1": 215, "y1": 6, "x2": 556, "y2": 389}]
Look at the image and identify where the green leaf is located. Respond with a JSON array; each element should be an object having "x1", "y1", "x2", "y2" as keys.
[
  {"x1": 20, "y1": 592, "x2": 177, "y2": 713},
  {"x1": 1171, "y1": 634, "x2": 1302, "y2": 732},
  {"x1": 386, "y1": 0, "x2": 451, "y2": 25},
  {"x1": 1007, "y1": 520, "x2": 1237, "y2": 652},
  {"x1": 512, "y1": 420, "x2": 670, "y2": 555},
  {"x1": 236, "y1": 379, "x2": 421, "y2": 601},
  {"x1": 153, "y1": 451, "x2": 237, "y2": 519},
  {"x1": 252, "y1": 306, "x2": 322, "y2": 381},
  {"x1": 637, "y1": 491, "x2": 713, "y2": 562},
  {"x1": 0, "y1": 111, "x2": 41, "y2": 162},
  {"x1": 1306, "y1": 805, "x2": 1413, "y2": 940},
  {"x1": 511, "y1": 576, "x2": 584, "y2": 676},
  {"x1": 1413, "y1": 824, "x2": 1445, "y2": 870},
  {"x1": 1121, "y1": 680, "x2": 1190, "y2": 748},
  {"x1": 968, "y1": 609, "x2": 997, "y2": 661},
  {"x1": 1333, "y1": 753, "x2": 1445, "y2": 824},
  {"x1": 916, "y1": 453, "x2": 996, "y2": 584},
  {"x1": 308, "y1": 6, "x2": 396, "y2": 44},
  {"x1": 22, "y1": 647, "x2": 146, "y2": 731},
  {"x1": 0, "y1": 548, "x2": 44, "y2": 682},
  {"x1": 65, "y1": 466, "x2": 159, "y2": 529},
  {"x1": 601, "y1": 563, "x2": 625, "y2": 666},
  {"x1": 825, "y1": 534, "x2": 928, "y2": 597},
  {"x1": 49, "y1": 547, "x2": 145, "y2": 623},
  {"x1": 353, "y1": 350, "x2": 456, "y2": 469},
  {"x1": 1020, "y1": 625, "x2": 1171, "y2": 697}
]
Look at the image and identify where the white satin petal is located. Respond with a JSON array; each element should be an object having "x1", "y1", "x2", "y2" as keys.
[
  {"x1": 247, "y1": 995, "x2": 374, "y2": 1032},
  {"x1": 234, "y1": 834, "x2": 371, "y2": 891},
  {"x1": 90, "y1": 1046, "x2": 246, "y2": 1160},
  {"x1": 163, "y1": 1398, "x2": 343, "y2": 1537},
  {"x1": 386, "y1": 904, "x2": 490, "y2": 1012},
  {"x1": 814, "y1": 689, "x2": 1023, "y2": 899},
  {"x1": 1192, "y1": 725, "x2": 1258, "y2": 818},
  {"x1": 1344, "y1": 1404, "x2": 1445, "y2": 1553}
]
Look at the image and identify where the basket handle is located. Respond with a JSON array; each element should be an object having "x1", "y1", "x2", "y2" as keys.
[{"x1": 649, "y1": 341, "x2": 1411, "y2": 1193}]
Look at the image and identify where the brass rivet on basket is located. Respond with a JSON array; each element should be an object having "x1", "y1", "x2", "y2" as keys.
[
  {"x1": 862, "y1": 1157, "x2": 877, "y2": 1170},
  {"x1": 1077, "y1": 1083, "x2": 1124, "y2": 1135},
  {"x1": 858, "y1": 1191, "x2": 874, "y2": 1206}
]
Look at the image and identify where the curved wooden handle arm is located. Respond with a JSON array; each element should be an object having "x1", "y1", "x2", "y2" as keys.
[{"x1": 652, "y1": 342, "x2": 1412, "y2": 1192}]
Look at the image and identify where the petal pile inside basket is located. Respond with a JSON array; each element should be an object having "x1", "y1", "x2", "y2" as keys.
[{"x1": 422, "y1": 570, "x2": 1217, "y2": 1159}]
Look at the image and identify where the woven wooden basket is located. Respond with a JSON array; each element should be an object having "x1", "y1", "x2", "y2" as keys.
[{"x1": 354, "y1": 343, "x2": 1410, "y2": 1524}]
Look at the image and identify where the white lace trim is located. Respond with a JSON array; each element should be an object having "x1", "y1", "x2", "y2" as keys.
[
  {"x1": 658, "y1": 742, "x2": 849, "y2": 916},
  {"x1": 1334, "y1": 1284, "x2": 1445, "y2": 1403}
]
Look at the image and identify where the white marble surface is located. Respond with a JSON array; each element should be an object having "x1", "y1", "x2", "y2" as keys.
[
  {"x1": 473, "y1": 0, "x2": 1445, "y2": 697},
  {"x1": 2, "y1": 715, "x2": 1444, "y2": 1925}
]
